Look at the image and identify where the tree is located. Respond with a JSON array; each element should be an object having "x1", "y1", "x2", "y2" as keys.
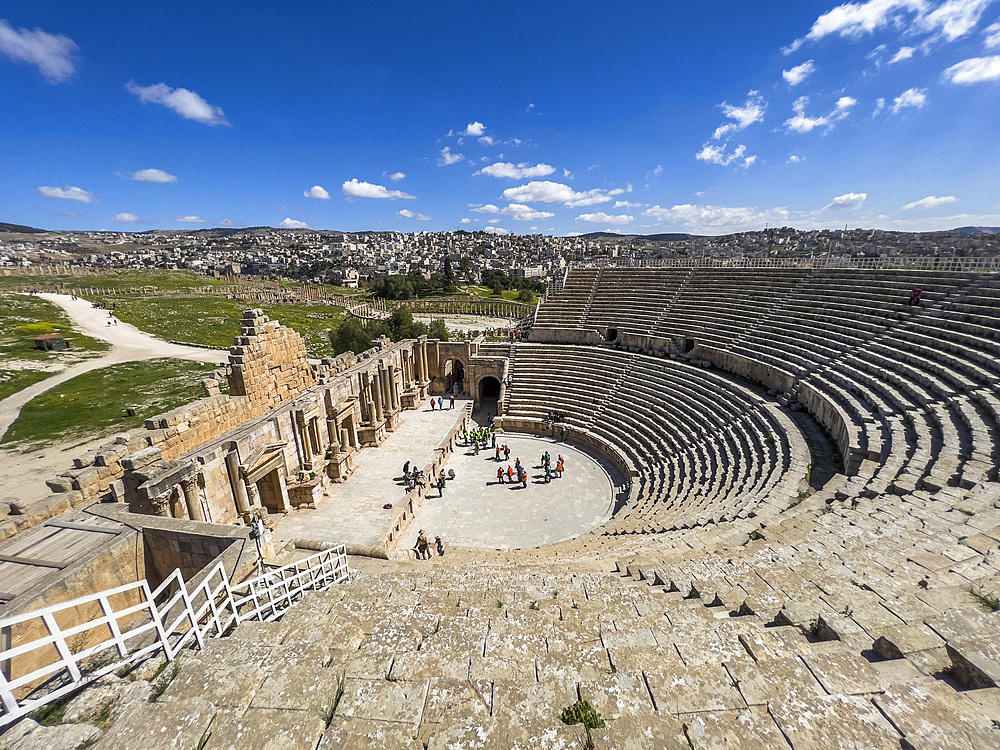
[
  {"x1": 516, "y1": 288, "x2": 534, "y2": 303},
  {"x1": 428, "y1": 318, "x2": 449, "y2": 341}
]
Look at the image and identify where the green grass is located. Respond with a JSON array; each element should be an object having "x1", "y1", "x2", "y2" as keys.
[
  {"x1": 0, "y1": 293, "x2": 109, "y2": 401},
  {"x1": 105, "y1": 297, "x2": 345, "y2": 357},
  {"x1": 0, "y1": 269, "x2": 238, "y2": 293},
  {"x1": 2, "y1": 358, "x2": 218, "y2": 448}
]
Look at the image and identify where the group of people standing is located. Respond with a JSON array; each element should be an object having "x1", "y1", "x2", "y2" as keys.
[
  {"x1": 413, "y1": 529, "x2": 444, "y2": 559},
  {"x1": 464, "y1": 424, "x2": 496, "y2": 454},
  {"x1": 494, "y1": 448, "x2": 565, "y2": 487},
  {"x1": 429, "y1": 394, "x2": 455, "y2": 410}
]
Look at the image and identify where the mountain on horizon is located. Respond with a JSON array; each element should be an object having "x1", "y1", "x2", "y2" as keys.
[
  {"x1": 0, "y1": 221, "x2": 45, "y2": 234},
  {"x1": 952, "y1": 226, "x2": 1000, "y2": 235}
]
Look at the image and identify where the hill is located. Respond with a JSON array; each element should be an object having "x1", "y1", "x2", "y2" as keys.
[
  {"x1": 952, "y1": 226, "x2": 1000, "y2": 235},
  {"x1": 0, "y1": 222, "x2": 45, "y2": 234}
]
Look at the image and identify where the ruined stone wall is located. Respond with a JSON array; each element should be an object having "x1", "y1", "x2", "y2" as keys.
[{"x1": 226, "y1": 309, "x2": 315, "y2": 411}]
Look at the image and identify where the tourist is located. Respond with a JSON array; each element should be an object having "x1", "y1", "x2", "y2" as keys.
[
  {"x1": 504, "y1": 444, "x2": 510, "y2": 461},
  {"x1": 435, "y1": 536, "x2": 445, "y2": 556},
  {"x1": 556, "y1": 457, "x2": 564, "y2": 477},
  {"x1": 449, "y1": 394, "x2": 455, "y2": 409},
  {"x1": 520, "y1": 469, "x2": 527, "y2": 488},
  {"x1": 497, "y1": 466, "x2": 505, "y2": 484},
  {"x1": 495, "y1": 446, "x2": 501, "y2": 461},
  {"x1": 438, "y1": 474, "x2": 446, "y2": 496},
  {"x1": 507, "y1": 465, "x2": 514, "y2": 481},
  {"x1": 515, "y1": 457, "x2": 521, "y2": 473},
  {"x1": 491, "y1": 431, "x2": 496, "y2": 448},
  {"x1": 416, "y1": 530, "x2": 430, "y2": 560},
  {"x1": 438, "y1": 396, "x2": 444, "y2": 410},
  {"x1": 908, "y1": 288, "x2": 923, "y2": 306},
  {"x1": 430, "y1": 399, "x2": 436, "y2": 410}
]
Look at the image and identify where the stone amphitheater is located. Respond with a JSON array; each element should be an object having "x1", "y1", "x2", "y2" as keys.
[{"x1": 2, "y1": 260, "x2": 1000, "y2": 749}]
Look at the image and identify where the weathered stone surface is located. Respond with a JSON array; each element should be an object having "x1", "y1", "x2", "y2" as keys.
[
  {"x1": 588, "y1": 714, "x2": 689, "y2": 749},
  {"x1": 946, "y1": 637, "x2": 1000, "y2": 688},
  {"x1": 91, "y1": 696, "x2": 216, "y2": 749},
  {"x1": 802, "y1": 652, "x2": 891, "y2": 695},
  {"x1": 60, "y1": 675, "x2": 151, "y2": 725},
  {"x1": 646, "y1": 664, "x2": 747, "y2": 714},
  {"x1": 683, "y1": 706, "x2": 791, "y2": 749},
  {"x1": 769, "y1": 693, "x2": 901, "y2": 749},
  {"x1": 874, "y1": 680, "x2": 1000, "y2": 748},
  {"x1": 159, "y1": 658, "x2": 266, "y2": 709},
  {"x1": 318, "y1": 717, "x2": 425, "y2": 750},
  {"x1": 205, "y1": 707, "x2": 325, "y2": 750},
  {"x1": 334, "y1": 679, "x2": 428, "y2": 727},
  {"x1": 0, "y1": 720, "x2": 101, "y2": 750},
  {"x1": 726, "y1": 656, "x2": 824, "y2": 706},
  {"x1": 249, "y1": 665, "x2": 344, "y2": 713}
]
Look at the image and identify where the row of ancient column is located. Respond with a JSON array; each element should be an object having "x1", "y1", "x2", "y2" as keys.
[{"x1": 150, "y1": 475, "x2": 206, "y2": 521}]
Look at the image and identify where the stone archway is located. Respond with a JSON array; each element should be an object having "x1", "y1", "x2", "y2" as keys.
[
  {"x1": 477, "y1": 376, "x2": 501, "y2": 415},
  {"x1": 444, "y1": 359, "x2": 466, "y2": 394}
]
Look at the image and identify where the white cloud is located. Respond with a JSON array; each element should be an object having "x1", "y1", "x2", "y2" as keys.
[
  {"x1": 129, "y1": 168, "x2": 177, "y2": 183},
  {"x1": 110, "y1": 212, "x2": 139, "y2": 222},
  {"x1": 397, "y1": 209, "x2": 431, "y2": 220},
  {"x1": 476, "y1": 162, "x2": 555, "y2": 179},
  {"x1": 785, "y1": 0, "x2": 925, "y2": 53},
  {"x1": 653, "y1": 164, "x2": 663, "y2": 176},
  {"x1": 458, "y1": 217, "x2": 472, "y2": 224},
  {"x1": 985, "y1": 21, "x2": 1000, "y2": 48},
  {"x1": 784, "y1": 95, "x2": 856, "y2": 133},
  {"x1": 470, "y1": 202, "x2": 553, "y2": 220},
  {"x1": 889, "y1": 45, "x2": 916, "y2": 62},
  {"x1": 825, "y1": 192, "x2": 868, "y2": 209},
  {"x1": 873, "y1": 97, "x2": 887, "y2": 115},
  {"x1": 341, "y1": 178, "x2": 415, "y2": 200},
  {"x1": 503, "y1": 203, "x2": 555, "y2": 221},
  {"x1": 614, "y1": 200, "x2": 641, "y2": 208},
  {"x1": 173, "y1": 215, "x2": 207, "y2": 223},
  {"x1": 280, "y1": 217, "x2": 308, "y2": 228},
  {"x1": 461, "y1": 121, "x2": 486, "y2": 136},
  {"x1": 389, "y1": 171, "x2": 406, "y2": 181},
  {"x1": 576, "y1": 212, "x2": 634, "y2": 224},
  {"x1": 563, "y1": 168, "x2": 573, "y2": 178},
  {"x1": 38, "y1": 185, "x2": 97, "y2": 203},
  {"x1": 219, "y1": 218, "x2": 235, "y2": 226},
  {"x1": 644, "y1": 203, "x2": 792, "y2": 233},
  {"x1": 483, "y1": 226, "x2": 511, "y2": 235},
  {"x1": 57, "y1": 211, "x2": 84, "y2": 218},
  {"x1": 788, "y1": 154, "x2": 805, "y2": 163},
  {"x1": 0, "y1": 19, "x2": 77, "y2": 83},
  {"x1": 304, "y1": 185, "x2": 331, "y2": 199},
  {"x1": 438, "y1": 146, "x2": 463, "y2": 166},
  {"x1": 943, "y1": 54, "x2": 1000, "y2": 82},
  {"x1": 500, "y1": 180, "x2": 620, "y2": 207},
  {"x1": 695, "y1": 143, "x2": 757, "y2": 168},
  {"x1": 711, "y1": 90, "x2": 767, "y2": 140},
  {"x1": 919, "y1": 0, "x2": 993, "y2": 42},
  {"x1": 782, "y1": 60, "x2": 816, "y2": 86},
  {"x1": 125, "y1": 81, "x2": 229, "y2": 126},
  {"x1": 901, "y1": 194, "x2": 957, "y2": 209},
  {"x1": 786, "y1": 0, "x2": 991, "y2": 53},
  {"x1": 478, "y1": 136, "x2": 496, "y2": 146},
  {"x1": 891, "y1": 87, "x2": 928, "y2": 113}
]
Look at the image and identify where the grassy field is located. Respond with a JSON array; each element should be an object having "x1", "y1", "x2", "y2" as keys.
[
  {"x1": 106, "y1": 297, "x2": 346, "y2": 357},
  {"x1": 0, "y1": 294, "x2": 109, "y2": 402},
  {"x1": 0, "y1": 269, "x2": 239, "y2": 293},
  {"x1": 1, "y1": 358, "x2": 218, "y2": 449}
]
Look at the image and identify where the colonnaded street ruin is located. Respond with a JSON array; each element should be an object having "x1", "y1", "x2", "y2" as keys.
[{"x1": 1, "y1": 259, "x2": 1000, "y2": 749}]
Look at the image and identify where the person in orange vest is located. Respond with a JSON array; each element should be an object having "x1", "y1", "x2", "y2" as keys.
[
  {"x1": 497, "y1": 466, "x2": 505, "y2": 484},
  {"x1": 556, "y1": 456, "x2": 564, "y2": 478}
]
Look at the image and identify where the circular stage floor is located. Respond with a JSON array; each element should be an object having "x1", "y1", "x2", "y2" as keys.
[{"x1": 408, "y1": 433, "x2": 618, "y2": 549}]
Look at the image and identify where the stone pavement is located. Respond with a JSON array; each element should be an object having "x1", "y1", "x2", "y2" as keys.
[
  {"x1": 410, "y1": 433, "x2": 617, "y2": 549},
  {"x1": 272, "y1": 400, "x2": 471, "y2": 548}
]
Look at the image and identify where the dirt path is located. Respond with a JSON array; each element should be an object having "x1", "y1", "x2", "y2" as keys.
[{"x1": 0, "y1": 294, "x2": 223, "y2": 503}]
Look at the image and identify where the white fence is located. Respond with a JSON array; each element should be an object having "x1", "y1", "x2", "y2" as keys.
[
  {"x1": 0, "y1": 546, "x2": 348, "y2": 727},
  {"x1": 571, "y1": 255, "x2": 1000, "y2": 272}
]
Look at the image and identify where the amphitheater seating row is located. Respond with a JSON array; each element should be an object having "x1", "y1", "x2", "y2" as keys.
[{"x1": 504, "y1": 344, "x2": 803, "y2": 532}]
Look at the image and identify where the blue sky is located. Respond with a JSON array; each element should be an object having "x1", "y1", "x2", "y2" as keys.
[{"x1": 2, "y1": 1, "x2": 999, "y2": 236}]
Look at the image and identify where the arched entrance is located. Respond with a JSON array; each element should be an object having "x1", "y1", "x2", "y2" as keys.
[
  {"x1": 444, "y1": 359, "x2": 465, "y2": 394},
  {"x1": 477, "y1": 376, "x2": 501, "y2": 415}
]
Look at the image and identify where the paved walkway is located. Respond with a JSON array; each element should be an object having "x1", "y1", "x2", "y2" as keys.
[
  {"x1": 272, "y1": 401, "x2": 470, "y2": 548},
  {"x1": 410, "y1": 433, "x2": 617, "y2": 549},
  {"x1": 0, "y1": 294, "x2": 220, "y2": 439}
]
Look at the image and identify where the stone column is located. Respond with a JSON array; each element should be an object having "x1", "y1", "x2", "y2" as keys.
[
  {"x1": 181, "y1": 476, "x2": 205, "y2": 522},
  {"x1": 358, "y1": 374, "x2": 370, "y2": 423},
  {"x1": 350, "y1": 419, "x2": 359, "y2": 449},
  {"x1": 151, "y1": 491, "x2": 172, "y2": 518},
  {"x1": 388, "y1": 364, "x2": 399, "y2": 410},
  {"x1": 371, "y1": 371, "x2": 384, "y2": 421},
  {"x1": 225, "y1": 451, "x2": 251, "y2": 515},
  {"x1": 246, "y1": 480, "x2": 263, "y2": 508},
  {"x1": 378, "y1": 365, "x2": 391, "y2": 414},
  {"x1": 340, "y1": 427, "x2": 350, "y2": 449}
]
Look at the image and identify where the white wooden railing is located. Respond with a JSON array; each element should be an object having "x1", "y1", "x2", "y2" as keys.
[{"x1": 0, "y1": 546, "x2": 348, "y2": 727}]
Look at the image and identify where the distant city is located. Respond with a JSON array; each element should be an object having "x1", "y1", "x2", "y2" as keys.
[{"x1": 1, "y1": 222, "x2": 998, "y2": 288}]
